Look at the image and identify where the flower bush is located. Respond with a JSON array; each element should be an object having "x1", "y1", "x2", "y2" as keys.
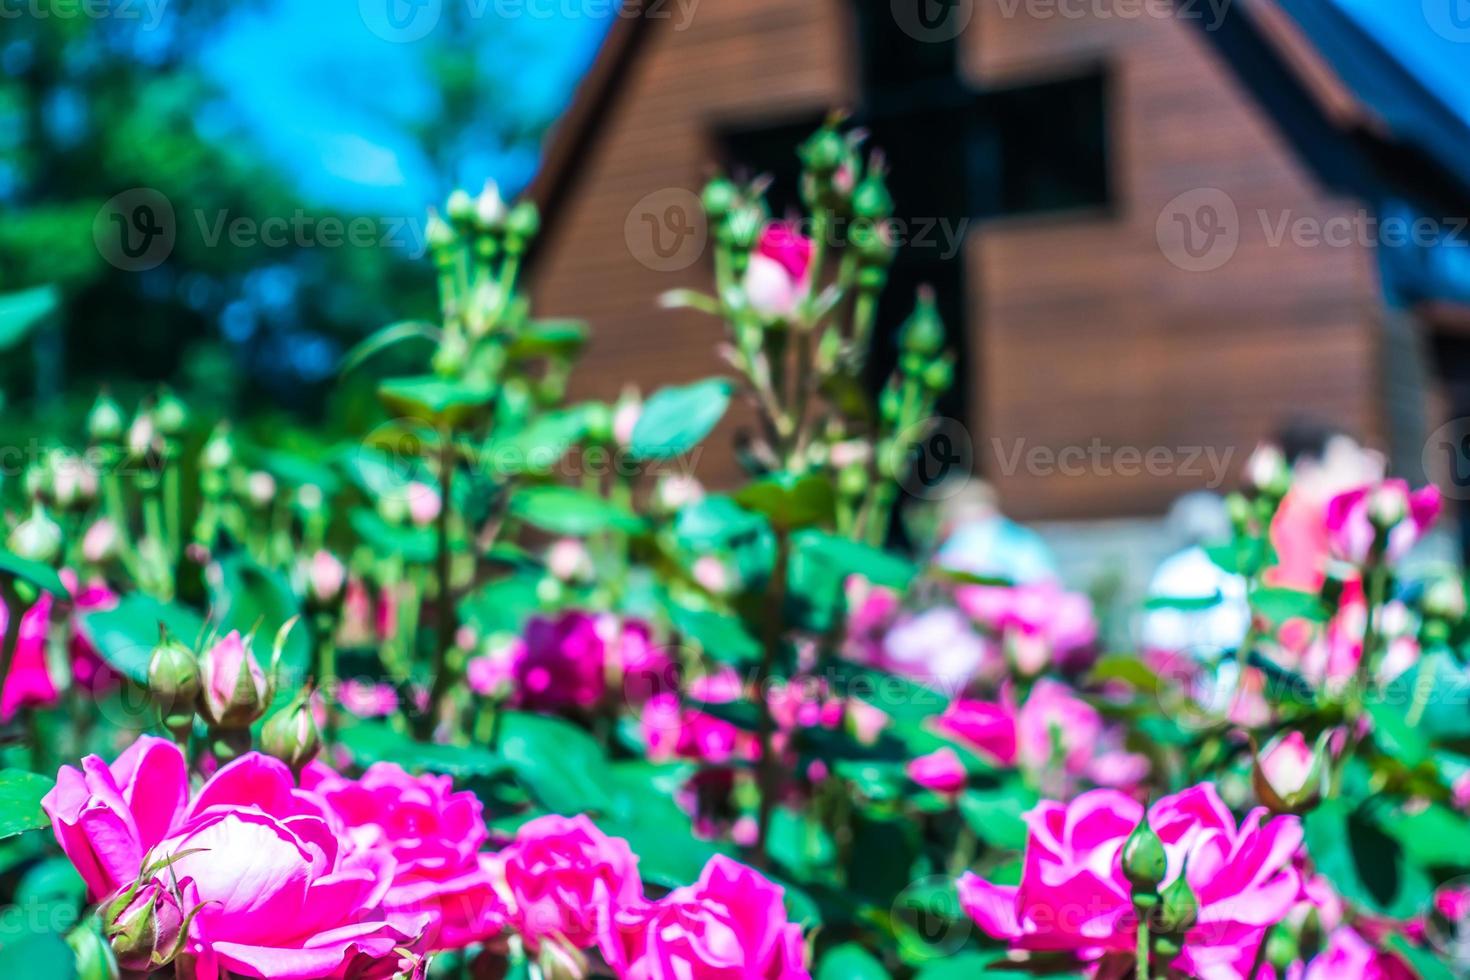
[{"x1": 0, "y1": 120, "x2": 1465, "y2": 980}]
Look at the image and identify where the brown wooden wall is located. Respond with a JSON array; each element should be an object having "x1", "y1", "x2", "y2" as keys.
[
  {"x1": 529, "y1": 1, "x2": 1385, "y2": 519},
  {"x1": 965, "y1": 5, "x2": 1381, "y2": 519}
]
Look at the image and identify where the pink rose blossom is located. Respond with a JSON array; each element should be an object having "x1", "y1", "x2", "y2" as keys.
[
  {"x1": 1301, "y1": 927, "x2": 1414, "y2": 980},
  {"x1": 743, "y1": 222, "x2": 814, "y2": 319},
  {"x1": 1324, "y1": 480, "x2": 1440, "y2": 567},
  {"x1": 512, "y1": 611, "x2": 608, "y2": 711},
  {"x1": 42, "y1": 735, "x2": 189, "y2": 900},
  {"x1": 496, "y1": 814, "x2": 642, "y2": 953},
  {"x1": 0, "y1": 590, "x2": 58, "y2": 721},
  {"x1": 958, "y1": 784, "x2": 1302, "y2": 979},
  {"x1": 302, "y1": 762, "x2": 503, "y2": 951},
  {"x1": 878, "y1": 606, "x2": 995, "y2": 694},
  {"x1": 599, "y1": 854, "x2": 811, "y2": 980},
  {"x1": 907, "y1": 748, "x2": 967, "y2": 796},
  {"x1": 642, "y1": 669, "x2": 753, "y2": 766},
  {"x1": 956, "y1": 582, "x2": 1099, "y2": 673}
]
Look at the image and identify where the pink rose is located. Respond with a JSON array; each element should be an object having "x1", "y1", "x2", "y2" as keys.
[
  {"x1": 936, "y1": 696, "x2": 1018, "y2": 766},
  {"x1": 879, "y1": 607, "x2": 995, "y2": 694},
  {"x1": 67, "y1": 573, "x2": 120, "y2": 694},
  {"x1": 42, "y1": 735, "x2": 189, "y2": 900},
  {"x1": 1301, "y1": 927, "x2": 1414, "y2": 980},
  {"x1": 0, "y1": 590, "x2": 58, "y2": 721},
  {"x1": 496, "y1": 814, "x2": 642, "y2": 952},
  {"x1": 1014, "y1": 678, "x2": 1102, "y2": 775},
  {"x1": 907, "y1": 748, "x2": 967, "y2": 796},
  {"x1": 608, "y1": 616, "x2": 675, "y2": 705},
  {"x1": 955, "y1": 582, "x2": 1098, "y2": 673},
  {"x1": 743, "y1": 222, "x2": 814, "y2": 319},
  {"x1": 1324, "y1": 480, "x2": 1440, "y2": 566},
  {"x1": 302, "y1": 762, "x2": 503, "y2": 952},
  {"x1": 600, "y1": 854, "x2": 811, "y2": 979},
  {"x1": 161, "y1": 755, "x2": 420, "y2": 979},
  {"x1": 642, "y1": 669, "x2": 753, "y2": 766},
  {"x1": 513, "y1": 611, "x2": 608, "y2": 711},
  {"x1": 959, "y1": 784, "x2": 1302, "y2": 979}
]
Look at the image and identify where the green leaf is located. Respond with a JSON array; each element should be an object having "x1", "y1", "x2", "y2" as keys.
[
  {"x1": 209, "y1": 554, "x2": 310, "y2": 683},
  {"x1": 508, "y1": 319, "x2": 589, "y2": 359},
  {"x1": 818, "y1": 944, "x2": 890, "y2": 980},
  {"x1": 631, "y1": 378, "x2": 732, "y2": 460},
  {"x1": 459, "y1": 573, "x2": 544, "y2": 637},
  {"x1": 1304, "y1": 798, "x2": 1433, "y2": 919},
  {"x1": 252, "y1": 448, "x2": 342, "y2": 495},
  {"x1": 378, "y1": 374, "x2": 496, "y2": 427},
  {"x1": 16, "y1": 857, "x2": 85, "y2": 908},
  {"x1": 337, "y1": 722, "x2": 508, "y2": 779},
  {"x1": 1367, "y1": 699, "x2": 1431, "y2": 769},
  {"x1": 82, "y1": 594, "x2": 205, "y2": 685},
  {"x1": 0, "y1": 929, "x2": 76, "y2": 977},
  {"x1": 1086, "y1": 655, "x2": 1163, "y2": 694},
  {"x1": 824, "y1": 661, "x2": 951, "y2": 725},
  {"x1": 1143, "y1": 592, "x2": 1222, "y2": 612},
  {"x1": 484, "y1": 406, "x2": 590, "y2": 477},
  {"x1": 668, "y1": 604, "x2": 762, "y2": 667},
  {"x1": 914, "y1": 954, "x2": 1042, "y2": 980},
  {"x1": 958, "y1": 783, "x2": 1037, "y2": 851},
  {"x1": 1392, "y1": 651, "x2": 1470, "y2": 744},
  {"x1": 1383, "y1": 803, "x2": 1470, "y2": 870},
  {"x1": 497, "y1": 712, "x2": 614, "y2": 815},
  {"x1": 508, "y1": 485, "x2": 645, "y2": 536},
  {"x1": 1252, "y1": 586, "x2": 1329, "y2": 625},
  {"x1": 340, "y1": 320, "x2": 440, "y2": 372},
  {"x1": 792, "y1": 530, "x2": 917, "y2": 591},
  {"x1": 0, "y1": 549, "x2": 69, "y2": 599},
  {"x1": 349, "y1": 508, "x2": 437, "y2": 564},
  {"x1": 673, "y1": 495, "x2": 770, "y2": 550},
  {"x1": 0, "y1": 770, "x2": 53, "y2": 841},
  {"x1": 735, "y1": 474, "x2": 835, "y2": 531},
  {"x1": 596, "y1": 762, "x2": 733, "y2": 890},
  {"x1": 0, "y1": 285, "x2": 59, "y2": 351}
]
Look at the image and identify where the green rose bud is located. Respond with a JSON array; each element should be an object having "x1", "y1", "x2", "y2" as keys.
[
  {"x1": 898, "y1": 289, "x2": 946, "y2": 357},
  {"x1": 852, "y1": 173, "x2": 894, "y2": 220},
  {"x1": 425, "y1": 208, "x2": 456, "y2": 250},
  {"x1": 9, "y1": 503, "x2": 61, "y2": 564},
  {"x1": 1122, "y1": 816, "x2": 1168, "y2": 899},
  {"x1": 152, "y1": 388, "x2": 188, "y2": 439},
  {"x1": 702, "y1": 178, "x2": 738, "y2": 220},
  {"x1": 800, "y1": 128, "x2": 846, "y2": 174},
  {"x1": 148, "y1": 632, "x2": 201, "y2": 734},
  {"x1": 1156, "y1": 862, "x2": 1199, "y2": 936},
  {"x1": 505, "y1": 201, "x2": 541, "y2": 245},
  {"x1": 261, "y1": 693, "x2": 322, "y2": 773},
  {"x1": 88, "y1": 392, "x2": 127, "y2": 445},
  {"x1": 446, "y1": 188, "x2": 475, "y2": 225}
]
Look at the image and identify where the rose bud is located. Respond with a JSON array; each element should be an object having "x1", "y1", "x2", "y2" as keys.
[
  {"x1": 1122, "y1": 816, "x2": 1167, "y2": 905},
  {"x1": 261, "y1": 694, "x2": 321, "y2": 773},
  {"x1": 1253, "y1": 730, "x2": 1327, "y2": 814},
  {"x1": 102, "y1": 876, "x2": 189, "y2": 973},
  {"x1": 198, "y1": 630, "x2": 272, "y2": 730},
  {"x1": 245, "y1": 470, "x2": 276, "y2": 508},
  {"x1": 407, "y1": 481, "x2": 442, "y2": 527},
  {"x1": 306, "y1": 549, "x2": 346, "y2": 607},
  {"x1": 87, "y1": 392, "x2": 127, "y2": 445},
  {"x1": 1244, "y1": 443, "x2": 1289, "y2": 497},
  {"x1": 906, "y1": 748, "x2": 967, "y2": 798},
  {"x1": 9, "y1": 503, "x2": 61, "y2": 564},
  {"x1": 148, "y1": 633, "x2": 201, "y2": 737},
  {"x1": 82, "y1": 518, "x2": 119, "y2": 565}
]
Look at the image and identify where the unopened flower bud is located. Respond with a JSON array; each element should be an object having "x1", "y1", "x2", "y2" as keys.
[
  {"x1": 1425, "y1": 575, "x2": 1467, "y2": 620},
  {"x1": 1122, "y1": 816, "x2": 1167, "y2": 900},
  {"x1": 922, "y1": 358, "x2": 953, "y2": 393},
  {"x1": 446, "y1": 188, "x2": 475, "y2": 225},
  {"x1": 82, "y1": 518, "x2": 120, "y2": 565},
  {"x1": 852, "y1": 172, "x2": 893, "y2": 220},
  {"x1": 702, "y1": 177, "x2": 738, "y2": 219},
  {"x1": 505, "y1": 201, "x2": 540, "y2": 245},
  {"x1": 152, "y1": 388, "x2": 188, "y2": 439},
  {"x1": 199, "y1": 630, "x2": 272, "y2": 729},
  {"x1": 102, "y1": 877, "x2": 187, "y2": 973},
  {"x1": 1253, "y1": 730, "x2": 1327, "y2": 814},
  {"x1": 148, "y1": 633, "x2": 201, "y2": 729},
  {"x1": 425, "y1": 208, "x2": 455, "y2": 251},
  {"x1": 1245, "y1": 443, "x2": 1289, "y2": 496},
  {"x1": 201, "y1": 423, "x2": 234, "y2": 471},
  {"x1": 1156, "y1": 862, "x2": 1199, "y2": 936},
  {"x1": 547, "y1": 538, "x2": 592, "y2": 583},
  {"x1": 407, "y1": 482, "x2": 442, "y2": 527},
  {"x1": 261, "y1": 694, "x2": 321, "y2": 773},
  {"x1": 898, "y1": 288, "x2": 945, "y2": 358},
  {"x1": 612, "y1": 392, "x2": 642, "y2": 448},
  {"x1": 9, "y1": 503, "x2": 61, "y2": 564},
  {"x1": 800, "y1": 128, "x2": 845, "y2": 174},
  {"x1": 88, "y1": 393, "x2": 126, "y2": 445},
  {"x1": 1369, "y1": 483, "x2": 1408, "y2": 530},
  {"x1": 126, "y1": 413, "x2": 156, "y2": 461},
  {"x1": 245, "y1": 471, "x2": 276, "y2": 508},
  {"x1": 306, "y1": 550, "x2": 346, "y2": 606},
  {"x1": 475, "y1": 180, "x2": 507, "y2": 231}
]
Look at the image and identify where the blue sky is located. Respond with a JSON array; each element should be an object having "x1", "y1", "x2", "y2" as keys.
[{"x1": 201, "y1": 0, "x2": 613, "y2": 216}]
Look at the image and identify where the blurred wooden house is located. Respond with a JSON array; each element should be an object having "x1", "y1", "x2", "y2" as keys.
[{"x1": 526, "y1": 0, "x2": 1470, "y2": 524}]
